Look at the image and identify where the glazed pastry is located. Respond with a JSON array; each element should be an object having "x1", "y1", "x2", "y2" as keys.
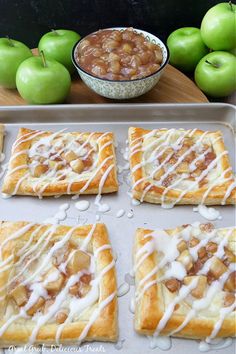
[
  {"x1": 0, "y1": 222, "x2": 117, "y2": 346},
  {"x1": 128, "y1": 127, "x2": 236, "y2": 206},
  {"x1": 0, "y1": 124, "x2": 4, "y2": 155},
  {"x1": 2, "y1": 127, "x2": 118, "y2": 197},
  {"x1": 133, "y1": 223, "x2": 235, "y2": 339}
]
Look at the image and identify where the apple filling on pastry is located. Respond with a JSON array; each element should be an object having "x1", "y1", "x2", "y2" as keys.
[{"x1": 8, "y1": 244, "x2": 93, "y2": 323}]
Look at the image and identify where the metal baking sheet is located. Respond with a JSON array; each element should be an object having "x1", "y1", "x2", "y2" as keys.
[{"x1": 0, "y1": 103, "x2": 235, "y2": 354}]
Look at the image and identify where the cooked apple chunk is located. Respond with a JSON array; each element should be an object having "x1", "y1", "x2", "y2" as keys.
[
  {"x1": 67, "y1": 250, "x2": 91, "y2": 275},
  {"x1": 224, "y1": 247, "x2": 236, "y2": 263},
  {"x1": 27, "y1": 297, "x2": 45, "y2": 316},
  {"x1": 9, "y1": 285, "x2": 28, "y2": 307},
  {"x1": 69, "y1": 281, "x2": 91, "y2": 298},
  {"x1": 177, "y1": 250, "x2": 193, "y2": 271},
  {"x1": 189, "y1": 237, "x2": 200, "y2": 247},
  {"x1": 44, "y1": 267, "x2": 65, "y2": 294},
  {"x1": 164, "y1": 278, "x2": 181, "y2": 293},
  {"x1": 206, "y1": 241, "x2": 218, "y2": 254},
  {"x1": 184, "y1": 275, "x2": 207, "y2": 298},
  {"x1": 44, "y1": 299, "x2": 55, "y2": 313},
  {"x1": 208, "y1": 257, "x2": 228, "y2": 279},
  {"x1": 224, "y1": 271, "x2": 236, "y2": 292},
  {"x1": 32, "y1": 164, "x2": 48, "y2": 178},
  {"x1": 56, "y1": 309, "x2": 68, "y2": 324},
  {"x1": 224, "y1": 293, "x2": 235, "y2": 307},
  {"x1": 63, "y1": 150, "x2": 78, "y2": 163},
  {"x1": 70, "y1": 159, "x2": 84, "y2": 174},
  {"x1": 177, "y1": 240, "x2": 187, "y2": 253}
]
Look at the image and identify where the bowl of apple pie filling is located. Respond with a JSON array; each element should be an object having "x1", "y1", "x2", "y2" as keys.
[{"x1": 72, "y1": 27, "x2": 169, "y2": 99}]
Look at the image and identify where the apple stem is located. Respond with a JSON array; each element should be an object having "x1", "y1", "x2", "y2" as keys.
[
  {"x1": 205, "y1": 60, "x2": 219, "y2": 68},
  {"x1": 40, "y1": 50, "x2": 47, "y2": 68},
  {"x1": 229, "y1": 1, "x2": 234, "y2": 11},
  {"x1": 51, "y1": 29, "x2": 59, "y2": 35},
  {"x1": 6, "y1": 36, "x2": 14, "y2": 47}
]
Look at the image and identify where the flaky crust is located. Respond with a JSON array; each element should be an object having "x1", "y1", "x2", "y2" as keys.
[
  {"x1": 129, "y1": 127, "x2": 236, "y2": 205},
  {"x1": 0, "y1": 124, "x2": 4, "y2": 154},
  {"x1": 0, "y1": 222, "x2": 118, "y2": 346},
  {"x1": 134, "y1": 227, "x2": 236, "y2": 339},
  {"x1": 2, "y1": 127, "x2": 118, "y2": 197}
]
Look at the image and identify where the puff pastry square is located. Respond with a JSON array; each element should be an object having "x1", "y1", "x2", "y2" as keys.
[
  {"x1": 134, "y1": 223, "x2": 236, "y2": 340},
  {"x1": 0, "y1": 221, "x2": 117, "y2": 346},
  {"x1": 2, "y1": 127, "x2": 118, "y2": 197},
  {"x1": 128, "y1": 127, "x2": 236, "y2": 206}
]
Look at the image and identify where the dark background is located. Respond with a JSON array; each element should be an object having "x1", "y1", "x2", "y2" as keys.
[{"x1": 0, "y1": 0, "x2": 220, "y2": 47}]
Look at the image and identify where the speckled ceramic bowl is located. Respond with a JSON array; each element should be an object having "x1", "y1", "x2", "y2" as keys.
[{"x1": 72, "y1": 27, "x2": 169, "y2": 99}]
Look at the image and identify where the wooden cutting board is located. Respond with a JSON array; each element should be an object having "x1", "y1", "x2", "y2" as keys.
[{"x1": 0, "y1": 49, "x2": 208, "y2": 105}]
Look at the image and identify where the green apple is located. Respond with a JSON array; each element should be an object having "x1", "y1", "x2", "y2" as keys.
[
  {"x1": 201, "y1": 2, "x2": 236, "y2": 50},
  {"x1": 16, "y1": 52, "x2": 71, "y2": 104},
  {"x1": 38, "y1": 29, "x2": 81, "y2": 74},
  {"x1": 194, "y1": 51, "x2": 236, "y2": 97},
  {"x1": 0, "y1": 38, "x2": 32, "y2": 88},
  {"x1": 167, "y1": 27, "x2": 208, "y2": 72}
]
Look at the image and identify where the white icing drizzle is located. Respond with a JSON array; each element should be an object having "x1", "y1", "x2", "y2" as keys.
[
  {"x1": 199, "y1": 338, "x2": 233, "y2": 352},
  {"x1": 118, "y1": 162, "x2": 130, "y2": 174},
  {"x1": 56, "y1": 259, "x2": 115, "y2": 344},
  {"x1": 221, "y1": 178, "x2": 236, "y2": 205},
  {"x1": 29, "y1": 273, "x2": 81, "y2": 343},
  {"x1": 7, "y1": 164, "x2": 29, "y2": 176},
  {"x1": 148, "y1": 335, "x2": 172, "y2": 350},
  {"x1": 80, "y1": 223, "x2": 97, "y2": 251},
  {"x1": 12, "y1": 172, "x2": 30, "y2": 196},
  {"x1": 116, "y1": 209, "x2": 125, "y2": 218},
  {"x1": 165, "y1": 151, "x2": 228, "y2": 208},
  {"x1": 12, "y1": 130, "x2": 43, "y2": 149},
  {"x1": 0, "y1": 225, "x2": 57, "y2": 297},
  {"x1": 0, "y1": 162, "x2": 8, "y2": 181},
  {"x1": 0, "y1": 223, "x2": 35, "y2": 260},
  {"x1": 1, "y1": 192, "x2": 11, "y2": 199},
  {"x1": 95, "y1": 214, "x2": 101, "y2": 221},
  {"x1": 94, "y1": 162, "x2": 114, "y2": 213},
  {"x1": 129, "y1": 297, "x2": 135, "y2": 313},
  {"x1": 114, "y1": 338, "x2": 126, "y2": 350},
  {"x1": 201, "y1": 167, "x2": 233, "y2": 204},
  {"x1": 77, "y1": 291, "x2": 116, "y2": 344},
  {"x1": 43, "y1": 203, "x2": 70, "y2": 224},
  {"x1": 75, "y1": 200, "x2": 90, "y2": 211},
  {"x1": 131, "y1": 198, "x2": 141, "y2": 206},
  {"x1": 193, "y1": 205, "x2": 222, "y2": 221},
  {"x1": 117, "y1": 282, "x2": 130, "y2": 297},
  {"x1": 206, "y1": 300, "x2": 236, "y2": 341},
  {"x1": 0, "y1": 152, "x2": 5, "y2": 163},
  {"x1": 127, "y1": 210, "x2": 134, "y2": 218}
]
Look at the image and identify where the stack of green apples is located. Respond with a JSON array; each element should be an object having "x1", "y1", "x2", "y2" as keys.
[
  {"x1": 167, "y1": 2, "x2": 236, "y2": 97},
  {"x1": 0, "y1": 29, "x2": 81, "y2": 104}
]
